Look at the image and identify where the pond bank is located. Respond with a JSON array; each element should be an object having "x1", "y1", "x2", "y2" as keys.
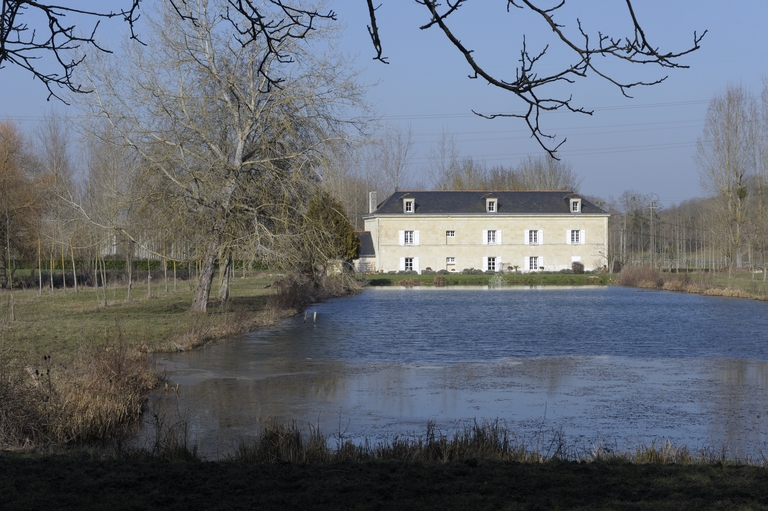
[{"x1": 0, "y1": 273, "x2": 359, "y2": 451}]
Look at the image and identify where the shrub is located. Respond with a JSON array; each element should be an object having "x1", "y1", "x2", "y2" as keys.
[
  {"x1": 433, "y1": 275, "x2": 447, "y2": 287},
  {"x1": 616, "y1": 265, "x2": 664, "y2": 288},
  {"x1": 572, "y1": 261, "x2": 585, "y2": 274}
]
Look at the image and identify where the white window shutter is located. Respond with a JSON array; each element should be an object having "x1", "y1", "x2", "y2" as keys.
[
  {"x1": 497, "y1": 230, "x2": 502, "y2": 245},
  {"x1": 482, "y1": 230, "x2": 488, "y2": 245},
  {"x1": 414, "y1": 257, "x2": 420, "y2": 273},
  {"x1": 414, "y1": 230, "x2": 420, "y2": 246},
  {"x1": 399, "y1": 230, "x2": 405, "y2": 246},
  {"x1": 581, "y1": 230, "x2": 586, "y2": 244},
  {"x1": 482, "y1": 257, "x2": 488, "y2": 271},
  {"x1": 539, "y1": 256, "x2": 544, "y2": 269},
  {"x1": 566, "y1": 229, "x2": 571, "y2": 245},
  {"x1": 525, "y1": 256, "x2": 530, "y2": 270},
  {"x1": 399, "y1": 257, "x2": 405, "y2": 271},
  {"x1": 539, "y1": 230, "x2": 543, "y2": 245},
  {"x1": 524, "y1": 230, "x2": 529, "y2": 245}
]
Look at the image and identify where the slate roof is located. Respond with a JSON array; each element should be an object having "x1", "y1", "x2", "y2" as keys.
[
  {"x1": 356, "y1": 231, "x2": 375, "y2": 257},
  {"x1": 368, "y1": 191, "x2": 606, "y2": 215}
]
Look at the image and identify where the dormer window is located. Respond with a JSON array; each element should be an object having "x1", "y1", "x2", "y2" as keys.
[
  {"x1": 570, "y1": 198, "x2": 581, "y2": 213},
  {"x1": 486, "y1": 198, "x2": 497, "y2": 213},
  {"x1": 404, "y1": 198, "x2": 415, "y2": 214}
]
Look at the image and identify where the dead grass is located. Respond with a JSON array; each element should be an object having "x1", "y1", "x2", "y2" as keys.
[
  {"x1": 617, "y1": 266, "x2": 768, "y2": 301},
  {"x1": 226, "y1": 421, "x2": 761, "y2": 468},
  {"x1": 0, "y1": 331, "x2": 158, "y2": 449}
]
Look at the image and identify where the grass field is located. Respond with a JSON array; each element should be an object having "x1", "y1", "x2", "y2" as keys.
[{"x1": 0, "y1": 273, "x2": 280, "y2": 365}]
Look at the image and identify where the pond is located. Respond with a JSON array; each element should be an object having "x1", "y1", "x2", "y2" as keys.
[{"x1": 144, "y1": 286, "x2": 768, "y2": 459}]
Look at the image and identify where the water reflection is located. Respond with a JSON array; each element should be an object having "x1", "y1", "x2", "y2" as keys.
[{"x1": 143, "y1": 287, "x2": 768, "y2": 459}]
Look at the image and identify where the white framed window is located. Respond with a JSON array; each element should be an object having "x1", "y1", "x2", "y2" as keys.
[
  {"x1": 487, "y1": 257, "x2": 497, "y2": 272},
  {"x1": 404, "y1": 257, "x2": 414, "y2": 271},
  {"x1": 446, "y1": 230, "x2": 455, "y2": 237},
  {"x1": 486, "y1": 198, "x2": 497, "y2": 213},
  {"x1": 528, "y1": 256, "x2": 539, "y2": 271},
  {"x1": 404, "y1": 199, "x2": 415, "y2": 213},
  {"x1": 567, "y1": 229, "x2": 585, "y2": 245},
  {"x1": 570, "y1": 199, "x2": 581, "y2": 213},
  {"x1": 529, "y1": 230, "x2": 539, "y2": 245},
  {"x1": 446, "y1": 257, "x2": 455, "y2": 265},
  {"x1": 483, "y1": 229, "x2": 501, "y2": 245},
  {"x1": 399, "y1": 230, "x2": 420, "y2": 246}
]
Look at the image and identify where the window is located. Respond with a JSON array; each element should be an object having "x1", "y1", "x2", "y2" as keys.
[
  {"x1": 446, "y1": 230, "x2": 455, "y2": 237},
  {"x1": 529, "y1": 230, "x2": 539, "y2": 245},
  {"x1": 486, "y1": 198, "x2": 497, "y2": 212},
  {"x1": 404, "y1": 199, "x2": 414, "y2": 213},
  {"x1": 529, "y1": 256, "x2": 539, "y2": 271},
  {"x1": 570, "y1": 230, "x2": 580, "y2": 244},
  {"x1": 487, "y1": 257, "x2": 497, "y2": 272},
  {"x1": 404, "y1": 257, "x2": 414, "y2": 271},
  {"x1": 399, "y1": 230, "x2": 419, "y2": 246},
  {"x1": 487, "y1": 230, "x2": 496, "y2": 244},
  {"x1": 570, "y1": 199, "x2": 581, "y2": 213},
  {"x1": 446, "y1": 257, "x2": 455, "y2": 265}
]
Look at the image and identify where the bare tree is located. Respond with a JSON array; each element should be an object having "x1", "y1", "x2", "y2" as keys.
[
  {"x1": 696, "y1": 85, "x2": 757, "y2": 277},
  {"x1": 0, "y1": 120, "x2": 41, "y2": 294},
  {"x1": 85, "y1": 0, "x2": 366, "y2": 313},
  {"x1": 3, "y1": 1, "x2": 702, "y2": 154},
  {"x1": 366, "y1": 0, "x2": 704, "y2": 155},
  {"x1": 515, "y1": 155, "x2": 581, "y2": 191},
  {"x1": 0, "y1": 0, "x2": 335, "y2": 100},
  {"x1": 427, "y1": 129, "x2": 461, "y2": 191},
  {"x1": 373, "y1": 125, "x2": 413, "y2": 196}
]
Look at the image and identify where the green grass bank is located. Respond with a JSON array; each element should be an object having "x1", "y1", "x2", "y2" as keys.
[{"x1": 365, "y1": 272, "x2": 614, "y2": 287}]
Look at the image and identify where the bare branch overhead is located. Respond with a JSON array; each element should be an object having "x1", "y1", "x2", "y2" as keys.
[{"x1": 367, "y1": 0, "x2": 705, "y2": 157}]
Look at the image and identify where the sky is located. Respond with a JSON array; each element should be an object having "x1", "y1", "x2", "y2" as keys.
[{"x1": 2, "y1": 1, "x2": 767, "y2": 208}]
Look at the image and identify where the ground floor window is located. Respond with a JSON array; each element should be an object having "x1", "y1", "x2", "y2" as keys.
[
  {"x1": 405, "y1": 257, "x2": 414, "y2": 271},
  {"x1": 487, "y1": 257, "x2": 497, "y2": 272},
  {"x1": 446, "y1": 257, "x2": 455, "y2": 264},
  {"x1": 529, "y1": 256, "x2": 538, "y2": 271}
]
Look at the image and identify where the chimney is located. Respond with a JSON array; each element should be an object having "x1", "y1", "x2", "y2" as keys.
[{"x1": 368, "y1": 191, "x2": 377, "y2": 214}]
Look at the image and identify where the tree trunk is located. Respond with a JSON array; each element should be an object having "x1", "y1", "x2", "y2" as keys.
[
  {"x1": 70, "y1": 245, "x2": 78, "y2": 293},
  {"x1": 189, "y1": 236, "x2": 220, "y2": 313},
  {"x1": 218, "y1": 252, "x2": 232, "y2": 304},
  {"x1": 38, "y1": 238, "x2": 42, "y2": 296}
]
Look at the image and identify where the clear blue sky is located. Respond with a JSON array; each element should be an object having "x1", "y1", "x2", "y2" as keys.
[{"x1": 2, "y1": 1, "x2": 767, "y2": 207}]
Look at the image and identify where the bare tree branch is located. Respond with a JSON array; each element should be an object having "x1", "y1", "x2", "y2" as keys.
[{"x1": 401, "y1": 0, "x2": 705, "y2": 157}]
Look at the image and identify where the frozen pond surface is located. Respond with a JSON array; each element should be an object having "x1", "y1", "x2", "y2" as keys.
[{"x1": 146, "y1": 286, "x2": 768, "y2": 459}]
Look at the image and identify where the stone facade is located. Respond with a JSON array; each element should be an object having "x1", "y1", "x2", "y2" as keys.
[{"x1": 361, "y1": 190, "x2": 609, "y2": 273}]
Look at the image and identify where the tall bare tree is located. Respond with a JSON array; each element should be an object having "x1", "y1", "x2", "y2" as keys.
[
  {"x1": 0, "y1": 121, "x2": 41, "y2": 291},
  {"x1": 696, "y1": 85, "x2": 757, "y2": 276},
  {"x1": 85, "y1": 0, "x2": 366, "y2": 312},
  {"x1": 373, "y1": 125, "x2": 413, "y2": 196}
]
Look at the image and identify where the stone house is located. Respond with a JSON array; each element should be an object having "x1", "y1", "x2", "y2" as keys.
[{"x1": 360, "y1": 190, "x2": 609, "y2": 273}]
